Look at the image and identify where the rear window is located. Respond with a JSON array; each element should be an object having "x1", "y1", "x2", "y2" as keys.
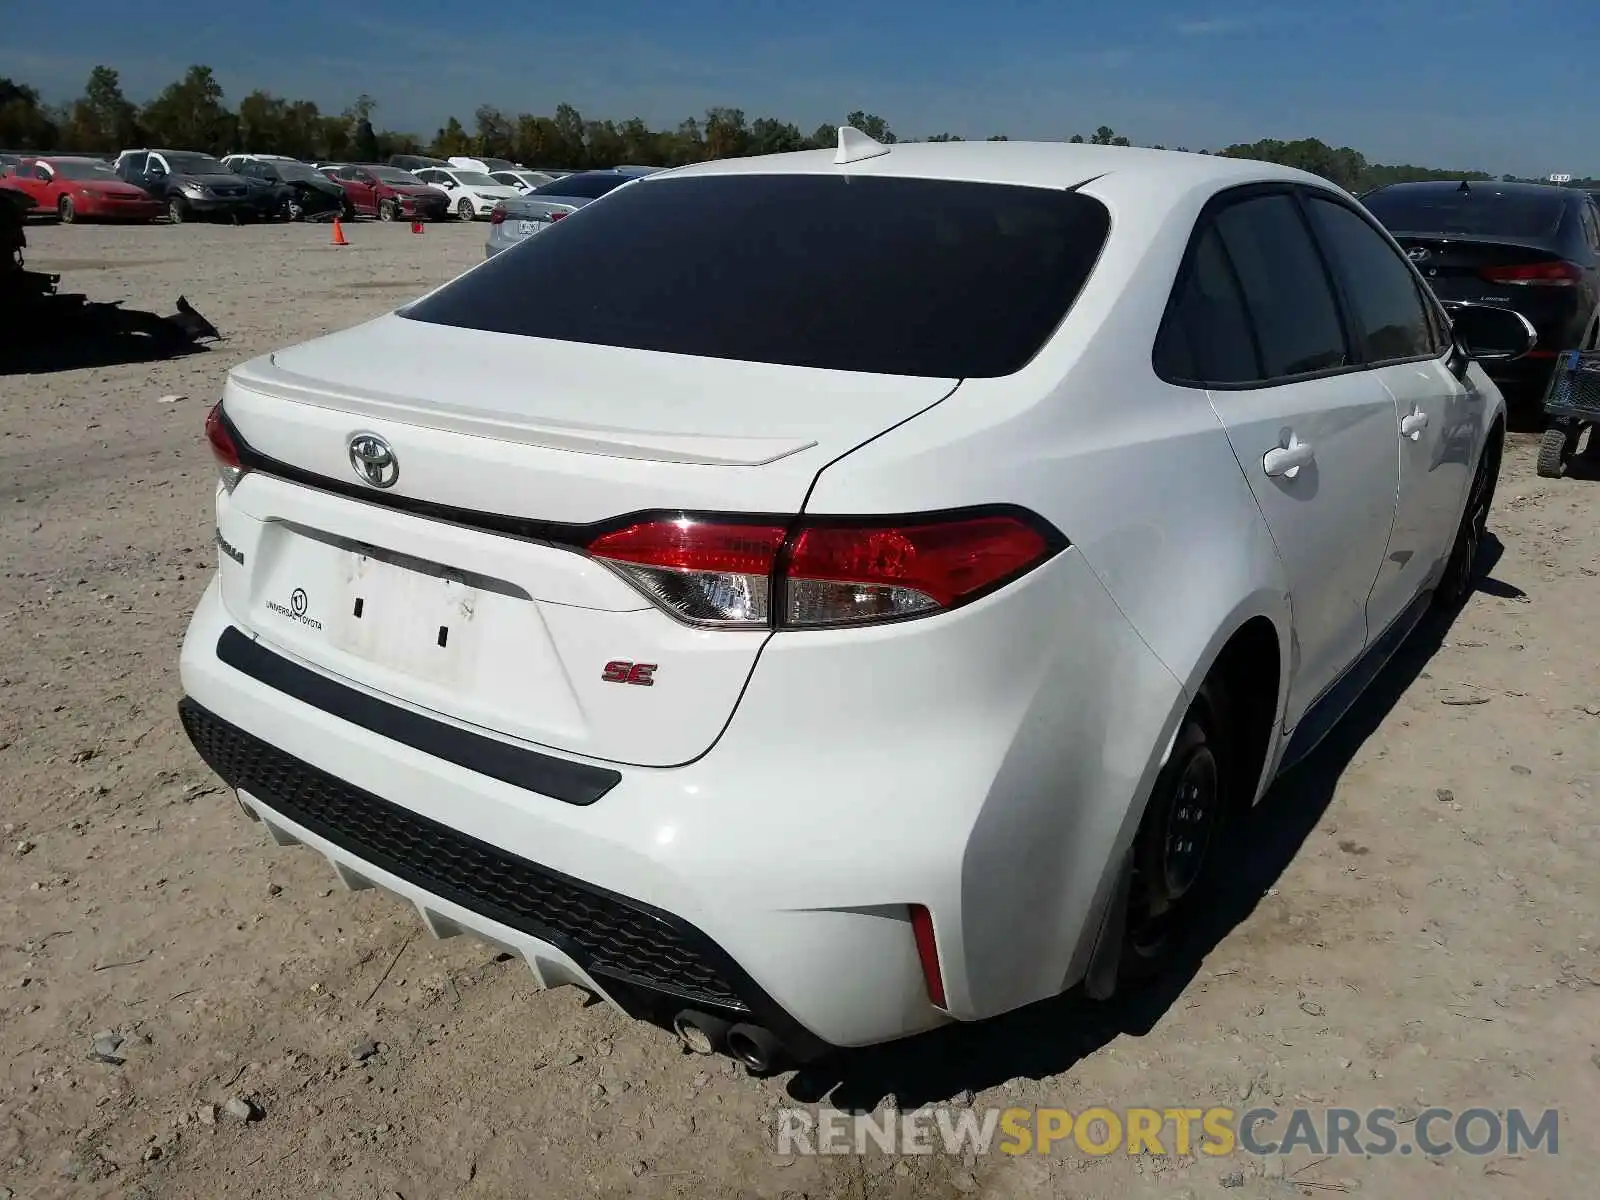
[
  {"x1": 403, "y1": 174, "x2": 1111, "y2": 377},
  {"x1": 1363, "y1": 186, "x2": 1565, "y2": 239},
  {"x1": 533, "y1": 173, "x2": 631, "y2": 199}
]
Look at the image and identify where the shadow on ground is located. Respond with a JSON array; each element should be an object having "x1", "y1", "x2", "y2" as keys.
[
  {"x1": 785, "y1": 538, "x2": 1510, "y2": 1112},
  {"x1": 0, "y1": 293, "x2": 221, "y2": 375}
]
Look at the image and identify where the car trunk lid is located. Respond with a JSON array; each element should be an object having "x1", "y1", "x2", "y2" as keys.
[{"x1": 214, "y1": 313, "x2": 958, "y2": 769}]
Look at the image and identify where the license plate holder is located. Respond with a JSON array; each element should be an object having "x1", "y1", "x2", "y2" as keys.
[{"x1": 327, "y1": 553, "x2": 482, "y2": 688}]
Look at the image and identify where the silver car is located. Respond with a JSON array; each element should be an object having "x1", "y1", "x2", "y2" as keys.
[{"x1": 484, "y1": 167, "x2": 661, "y2": 258}]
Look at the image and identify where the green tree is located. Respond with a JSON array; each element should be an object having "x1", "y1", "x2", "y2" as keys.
[
  {"x1": 844, "y1": 110, "x2": 896, "y2": 143},
  {"x1": 0, "y1": 78, "x2": 60, "y2": 150},
  {"x1": 430, "y1": 116, "x2": 472, "y2": 157},
  {"x1": 473, "y1": 105, "x2": 512, "y2": 159},
  {"x1": 807, "y1": 122, "x2": 838, "y2": 149},
  {"x1": 747, "y1": 118, "x2": 807, "y2": 155},
  {"x1": 141, "y1": 65, "x2": 234, "y2": 153},
  {"x1": 63, "y1": 66, "x2": 140, "y2": 152},
  {"x1": 703, "y1": 107, "x2": 749, "y2": 159}
]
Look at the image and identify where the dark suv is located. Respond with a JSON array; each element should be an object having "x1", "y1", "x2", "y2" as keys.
[{"x1": 114, "y1": 149, "x2": 259, "y2": 223}]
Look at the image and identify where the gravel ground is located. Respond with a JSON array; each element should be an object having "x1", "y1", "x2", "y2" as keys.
[{"x1": 2, "y1": 218, "x2": 1598, "y2": 1200}]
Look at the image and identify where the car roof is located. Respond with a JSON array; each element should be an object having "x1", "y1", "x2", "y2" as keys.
[{"x1": 644, "y1": 140, "x2": 1333, "y2": 200}]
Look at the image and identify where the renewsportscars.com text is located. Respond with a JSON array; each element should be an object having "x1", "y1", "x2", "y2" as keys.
[{"x1": 775, "y1": 1105, "x2": 1560, "y2": 1159}]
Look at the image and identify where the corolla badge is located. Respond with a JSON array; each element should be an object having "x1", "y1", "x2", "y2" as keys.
[
  {"x1": 347, "y1": 432, "x2": 399, "y2": 488},
  {"x1": 1407, "y1": 246, "x2": 1431, "y2": 263}
]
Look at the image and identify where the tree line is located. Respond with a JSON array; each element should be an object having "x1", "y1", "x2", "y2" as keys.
[{"x1": 2, "y1": 65, "x2": 1589, "y2": 194}]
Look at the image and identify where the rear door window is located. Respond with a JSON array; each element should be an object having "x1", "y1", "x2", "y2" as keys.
[
  {"x1": 1213, "y1": 194, "x2": 1350, "y2": 379},
  {"x1": 404, "y1": 174, "x2": 1113, "y2": 378}
]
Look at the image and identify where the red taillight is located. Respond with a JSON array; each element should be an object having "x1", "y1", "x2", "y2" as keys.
[
  {"x1": 205, "y1": 403, "x2": 246, "y2": 492},
  {"x1": 549, "y1": 210, "x2": 567, "y2": 221},
  {"x1": 584, "y1": 510, "x2": 1061, "y2": 629},
  {"x1": 587, "y1": 520, "x2": 787, "y2": 627},
  {"x1": 909, "y1": 904, "x2": 946, "y2": 1009},
  {"x1": 1479, "y1": 260, "x2": 1582, "y2": 287},
  {"x1": 784, "y1": 516, "x2": 1053, "y2": 625},
  {"x1": 489, "y1": 204, "x2": 505, "y2": 225}
]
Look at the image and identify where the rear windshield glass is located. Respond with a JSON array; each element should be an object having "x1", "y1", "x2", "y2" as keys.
[
  {"x1": 1363, "y1": 187, "x2": 1565, "y2": 239},
  {"x1": 532, "y1": 172, "x2": 630, "y2": 199},
  {"x1": 403, "y1": 174, "x2": 1111, "y2": 377}
]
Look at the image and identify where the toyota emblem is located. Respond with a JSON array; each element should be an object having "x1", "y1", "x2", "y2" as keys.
[{"x1": 347, "y1": 432, "x2": 399, "y2": 489}]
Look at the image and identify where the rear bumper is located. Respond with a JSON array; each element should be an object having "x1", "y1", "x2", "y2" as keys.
[{"x1": 178, "y1": 537, "x2": 1184, "y2": 1052}]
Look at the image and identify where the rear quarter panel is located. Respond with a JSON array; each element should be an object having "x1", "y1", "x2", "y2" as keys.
[{"x1": 801, "y1": 172, "x2": 1295, "y2": 991}]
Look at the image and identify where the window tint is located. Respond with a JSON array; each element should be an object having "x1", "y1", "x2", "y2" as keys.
[
  {"x1": 1155, "y1": 225, "x2": 1261, "y2": 385},
  {"x1": 533, "y1": 172, "x2": 631, "y2": 199},
  {"x1": 1305, "y1": 196, "x2": 1434, "y2": 363},
  {"x1": 1214, "y1": 195, "x2": 1349, "y2": 378},
  {"x1": 404, "y1": 175, "x2": 1112, "y2": 378},
  {"x1": 1362, "y1": 185, "x2": 1564, "y2": 239}
]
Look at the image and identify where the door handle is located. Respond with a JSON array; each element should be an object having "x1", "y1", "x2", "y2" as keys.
[
  {"x1": 1263, "y1": 434, "x2": 1315, "y2": 479},
  {"x1": 1400, "y1": 409, "x2": 1429, "y2": 440}
]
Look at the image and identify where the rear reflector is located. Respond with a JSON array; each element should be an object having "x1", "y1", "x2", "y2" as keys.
[
  {"x1": 909, "y1": 904, "x2": 946, "y2": 1009},
  {"x1": 204, "y1": 403, "x2": 246, "y2": 493},
  {"x1": 585, "y1": 509, "x2": 1065, "y2": 629},
  {"x1": 1479, "y1": 260, "x2": 1582, "y2": 286},
  {"x1": 489, "y1": 204, "x2": 506, "y2": 225}
]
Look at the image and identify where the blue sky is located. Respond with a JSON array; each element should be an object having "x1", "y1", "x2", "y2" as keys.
[{"x1": 8, "y1": 1, "x2": 1595, "y2": 177}]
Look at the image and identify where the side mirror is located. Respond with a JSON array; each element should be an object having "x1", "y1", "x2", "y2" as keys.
[{"x1": 1441, "y1": 301, "x2": 1538, "y2": 379}]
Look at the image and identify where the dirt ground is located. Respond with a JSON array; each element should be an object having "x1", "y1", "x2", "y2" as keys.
[{"x1": 2, "y1": 218, "x2": 1597, "y2": 1200}]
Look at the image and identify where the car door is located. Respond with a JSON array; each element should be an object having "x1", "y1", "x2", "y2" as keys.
[
  {"x1": 15, "y1": 162, "x2": 50, "y2": 209},
  {"x1": 345, "y1": 167, "x2": 377, "y2": 214},
  {"x1": 1302, "y1": 191, "x2": 1475, "y2": 633},
  {"x1": 1180, "y1": 189, "x2": 1400, "y2": 730}
]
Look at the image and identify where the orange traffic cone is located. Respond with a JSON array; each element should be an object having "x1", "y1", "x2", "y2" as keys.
[
  {"x1": 411, "y1": 218, "x2": 423, "y2": 234},
  {"x1": 331, "y1": 218, "x2": 349, "y2": 247}
]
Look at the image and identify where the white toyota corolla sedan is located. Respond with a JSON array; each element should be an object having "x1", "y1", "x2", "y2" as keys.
[{"x1": 178, "y1": 129, "x2": 1531, "y2": 1071}]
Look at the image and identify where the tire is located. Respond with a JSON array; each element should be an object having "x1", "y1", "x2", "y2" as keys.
[
  {"x1": 57, "y1": 195, "x2": 77, "y2": 224},
  {"x1": 1436, "y1": 434, "x2": 1500, "y2": 609},
  {"x1": 1536, "y1": 426, "x2": 1570, "y2": 479},
  {"x1": 378, "y1": 200, "x2": 396, "y2": 222},
  {"x1": 1119, "y1": 683, "x2": 1233, "y2": 985},
  {"x1": 167, "y1": 195, "x2": 186, "y2": 224},
  {"x1": 457, "y1": 197, "x2": 475, "y2": 221}
]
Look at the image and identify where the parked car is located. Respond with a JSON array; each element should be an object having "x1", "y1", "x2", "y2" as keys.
[
  {"x1": 388, "y1": 154, "x2": 453, "y2": 173},
  {"x1": 318, "y1": 163, "x2": 450, "y2": 222},
  {"x1": 112, "y1": 149, "x2": 258, "y2": 223},
  {"x1": 489, "y1": 169, "x2": 558, "y2": 194},
  {"x1": 227, "y1": 156, "x2": 349, "y2": 221},
  {"x1": 1363, "y1": 180, "x2": 1600, "y2": 393},
  {"x1": 181, "y1": 135, "x2": 1531, "y2": 1069},
  {"x1": 220, "y1": 153, "x2": 299, "y2": 171},
  {"x1": 0, "y1": 155, "x2": 165, "y2": 223},
  {"x1": 448, "y1": 156, "x2": 518, "y2": 174},
  {"x1": 413, "y1": 167, "x2": 522, "y2": 221},
  {"x1": 483, "y1": 168, "x2": 653, "y2": 257}
]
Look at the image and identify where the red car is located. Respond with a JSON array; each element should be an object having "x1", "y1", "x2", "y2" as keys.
[
  {"x1": 318, "y1": 163, "x2": 450, "y2": 222},
  {"x1": 1, "y1": 156, "x2": 166, "y2": 223}
]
